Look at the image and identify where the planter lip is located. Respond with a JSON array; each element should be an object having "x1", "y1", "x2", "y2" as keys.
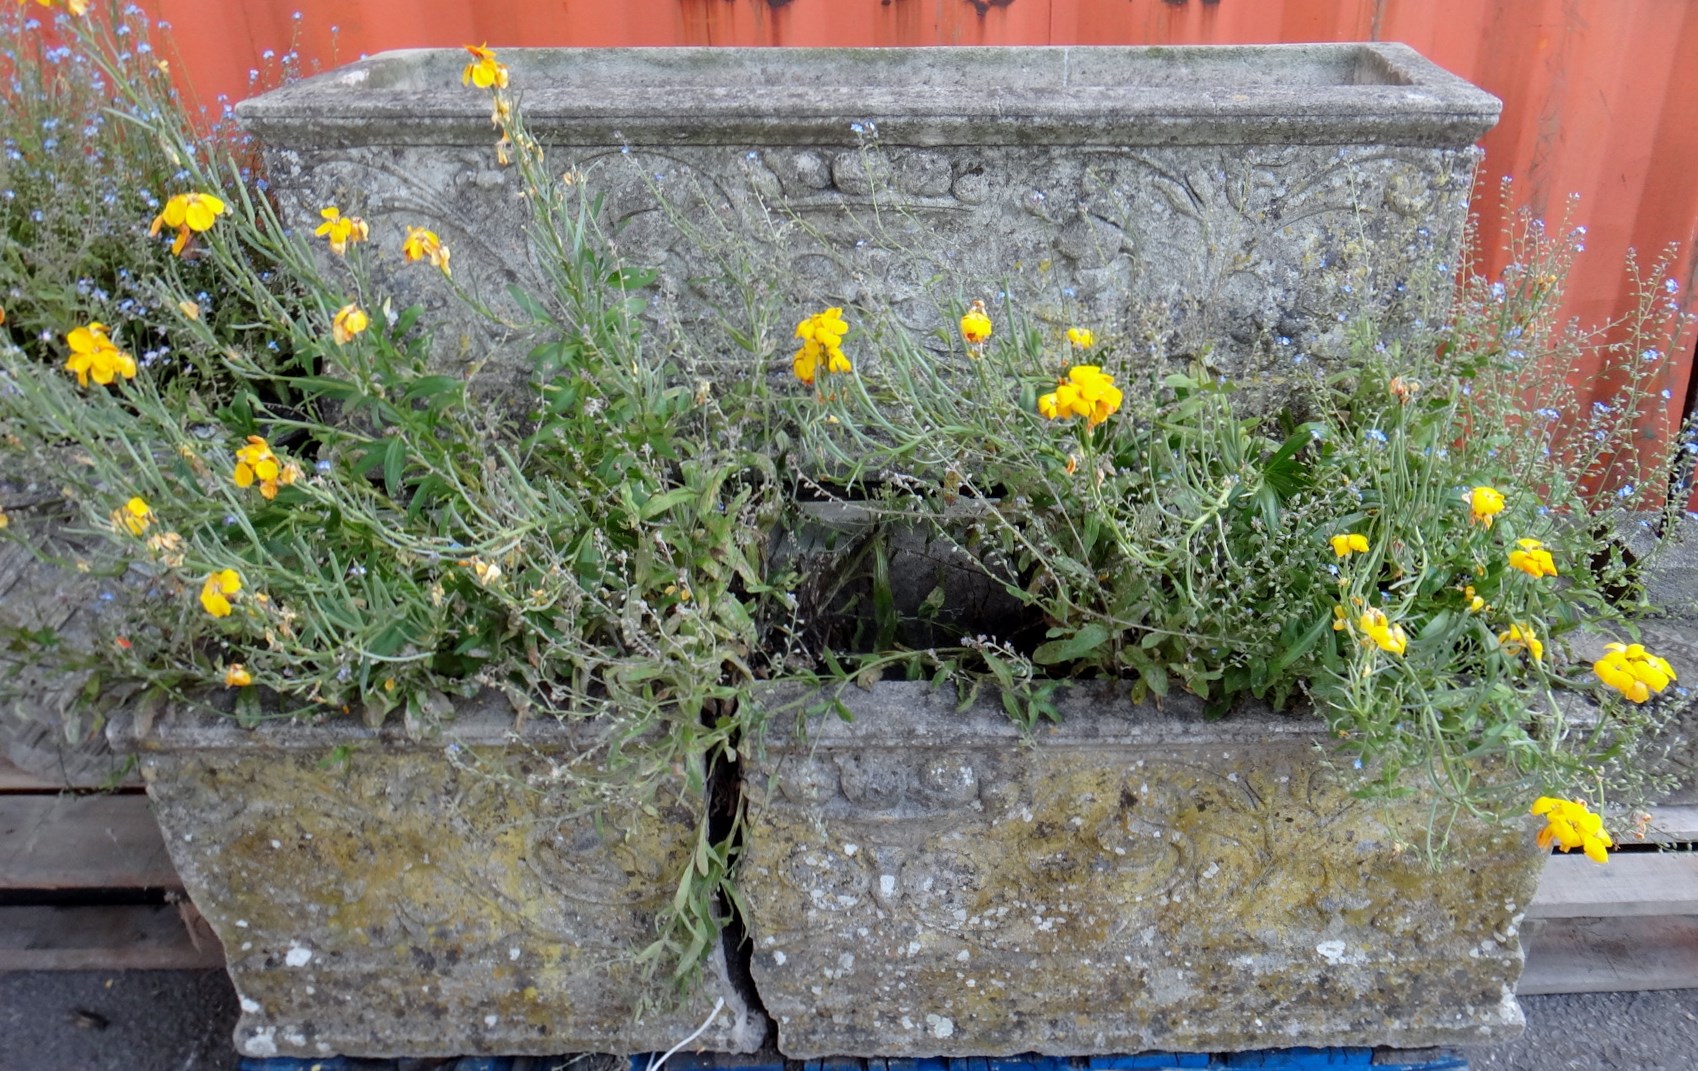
[
  {"x1": 752, "y1": 678, "x2": 1333, "y2": 748},
  {"x1": 104, "y1": 690, "x2": 604, "y2": 756},
  {"x1": 237, "y1": 42, "x2": 1501, "y2": 149}
]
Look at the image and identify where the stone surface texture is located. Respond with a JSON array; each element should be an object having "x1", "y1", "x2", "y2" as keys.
[
  {"x1": 237, "y1": 45, "x2": 1499, "y2": 392},
  {"x1": 741, "y1": 681, "x2": 1545, "y2": 1059},
  {"x1": 113, "y1": 701, "x2": 764, "y2": 1058}
]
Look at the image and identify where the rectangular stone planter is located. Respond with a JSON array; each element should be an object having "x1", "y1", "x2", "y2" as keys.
[
  {"x1": 740, "y1": 681, "x2": 1544, "y2": 1059},
  {"x1": 238, "y1": 44, "x2": 1499, "y2": 385},
  {"x1": 111, "y1": 698, "x2": 765, "y2": 1060}
]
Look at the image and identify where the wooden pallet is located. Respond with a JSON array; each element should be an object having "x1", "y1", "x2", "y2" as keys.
[
  {"x1": 0, "y1": 778, "x2": 223, "y2": 970},
  {"x1": 1519, "y1": 806, "x2": 1698, "y2": 995}
]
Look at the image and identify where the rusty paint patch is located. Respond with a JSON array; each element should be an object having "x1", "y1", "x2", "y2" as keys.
[{"x1": 965, "y1": 0, "x2": 1015, "y2": 14}]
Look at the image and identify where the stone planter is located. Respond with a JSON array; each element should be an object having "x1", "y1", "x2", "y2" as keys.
[
  {"x1": 740, "y1": 681, "x2": 1544, "y2": 1059},
  {"x1": 111, "y1": 698, "x2": 765, "y2": 1059},
  {"x1": 238, "y1": 44, "x2": 1499, "y2": 386}
]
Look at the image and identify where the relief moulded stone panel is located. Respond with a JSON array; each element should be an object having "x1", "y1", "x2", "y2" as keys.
[{"x1": 741, "y1": 681, "x2": 1545, "y2": 1059}]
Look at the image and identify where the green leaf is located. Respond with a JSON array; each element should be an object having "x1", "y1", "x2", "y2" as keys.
[
  {"x1": 606, "y1": 267, "x2": 659, "y2": 291},
  {"x1": 638, "y1": 488, "x2": 696, "y2": 521},
  {"x1": 1032, "y1": 622, "x2": 1111, "y2": 665}
]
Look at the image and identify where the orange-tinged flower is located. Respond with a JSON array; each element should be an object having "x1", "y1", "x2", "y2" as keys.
[
  {"x1": 793, "y1": 307, "x2": 851, "y2": 386},
  {"x1": 1532, "y1": 796, "x2": 1613, "y2": 864},
  {"x1": 233, "y1": 435, "x2": 296, "y2": 500},
  {"x1": 1467, "y1": 485, "x2": 1505, "y2": 528},
  {"x1": 1498, "y1": 622, "x2": 1544, "y2": 662},
  {"x1": 149, "y1": 192, "x2": 226, "y2": 256},
  {"x1": 111, "y1": 496, "x2": 153, "y2": 536},
  {"x1": 1037, "y1": 365, "x2": 1123, "y2": 428},
  {"x1": 1593, "y1": 642, "x2": 1677, "y2": 704},
  {"x1": 331, "y1": 303, "x2": 369, "y2": 345},
  {"x1": 63, "y1": 321, "x2": 137, "y2": 388},
  {"x1": 200, "y1": 569, "x2": 242, "y2": 617},
  {"x1": 224, "y1": 663, "x2": 253, "y2": 688},
  {"x1": 1508, "y1": 538, "x2": 1558, "y2": 578},
  {"x1": 1330, "y1": 532, "x2": 1370, "y2": 558},
  {"x1": 959, "y1": 300, "x2": 992, "y2": 346},
  {"x1": 461, "y1": 43, "x2": 509, "y2": 90},
  {"x1": 402, "y1": 225, "x2": 452, "y2": 276},
  {"x1": 314, "y1": 206, "x2": 370, "y2": 255}
]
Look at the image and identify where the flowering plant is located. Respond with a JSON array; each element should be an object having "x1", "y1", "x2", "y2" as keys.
[{"x1": 790, "y1": 196, "x2": 1693, "y2": 841}]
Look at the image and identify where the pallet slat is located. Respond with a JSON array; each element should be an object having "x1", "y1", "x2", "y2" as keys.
[
  {"x1": 0, "y1": 904, "x2": 223, "y2": 970},
  {"x1": 1519, "y1": 915, "x2": 1698, "y2": 994},
  {"x1": 1526, "y1": 851, "x2": 1698, "y2": 919},
  {"x1": 0, "y1": 794, "x2": 180, "y2": 891}
]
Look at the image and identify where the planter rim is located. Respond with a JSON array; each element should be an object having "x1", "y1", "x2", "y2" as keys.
[
  {"x1": 237, "y1": 42, "x2": 1501, "y2": 149},
  {"x1": 104, "y1": 690, "x2": 603, "y2": 755},
  {"x1": 753, "y1": 679, "x2": 1333, "y2": 748}
]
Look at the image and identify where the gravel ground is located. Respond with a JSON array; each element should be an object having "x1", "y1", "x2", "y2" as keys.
[{"x1": 0, "y1": 970, "x2": 1692, "y2": 1071}]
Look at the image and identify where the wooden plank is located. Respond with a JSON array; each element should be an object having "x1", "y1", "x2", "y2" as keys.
[
  {"x1": 0, "y1": 904, "x2": 224, "y2": 970},
  {"x1": 1637, "y1": 806, "x2": 1698, "y2": 844},
  {"x1": 1519, "y1": 915, "x2": 1698, "y2": 994},
  {"x1": 1527, "y1": 851, "x2": 1698, "y2": 919},
  {"x1": 0, "y1": 795, "x2": 180, "y2": 891}
]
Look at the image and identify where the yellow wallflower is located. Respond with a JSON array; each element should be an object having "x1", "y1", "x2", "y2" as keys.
[
  {"x1": 1498, "y1": 622, "x2": 1544, "y2": 661},
  {"x1": 959, "y1": 299, "x2": 992, "y2": 345},
  {"x1": 1462, "y1": 585, "x2": 1487, "y2": 613},
  {"x1": 0, "y1": 506, "x2": 9, "y2": 530},
  {"x1": 1037, "y1": 365, "x2": 1123, "y2": 428},
  {"x1": 63, "y1": 321, "x2": 137, "y2": 388},
  {"x1": 1532, "y1": 796, "x2": 1613, "y2": 864},
  {"x1": 224, "y1": 663, "x2": 253, "y2": 688},
  {"x1": 1065, "y1": 327, "x2": 1095, "y2": 349},
  {"x1": 402, "y1": 225, "x2": 452, "y2": 276},
  {"x1": 461, "y1": 43, "x2": 510, "y2": 90},
  {"x1": 233, "y1": 435, "x2": 297, "y2": 500},
  {"x1": 1467, "y1": 485, "x2": 1505, "y2": 528},
  {"x1": 1593, "y1": 642, "x2": 1676, "y2": 704},
  {"x1": 200, "y1": 569, "x2": 242, "y2": 617},
  {"x1": 25, "y1": 0, "x2": 89, "y2": 15},
  {"x1": 1508, "y1": 537, "x2": 1558, "y2": 578},
  {"x1": 1329, "y1": 532, "x2": 1370, "y2": 558},
  {"x1": 1388, "y1": 376, "x2": 1421, "y2": 403},
  {"x1": 111, "y1": 496, "x2": 153, "y2": 536},
  {"x1": 332, "y1": 303, "x2": 370, "y2": 345},
  {"x1": 792, "y1": 307, "x2": 851, "y2": 386},
  {"x1": 314, "y1": 207, "x2": 370, "y2": 255},
  {"x1": 149, "y1": 192, "x2": 226, "y2": 256},
  {"x1": 1357, "y1": 607, "x2": 1408, "y2": 655}
]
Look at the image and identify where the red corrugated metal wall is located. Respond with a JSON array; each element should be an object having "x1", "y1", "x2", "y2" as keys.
[{"x1": 149, "y1": 0, "x2": 1698, "y2": 433}]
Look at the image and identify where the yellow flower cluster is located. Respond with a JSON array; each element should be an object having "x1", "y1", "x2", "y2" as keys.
[
  {"x1": 959, "y1": 300, "x2": 992, "y2": 345},
  {"x1": 224, "y1": 663, "x2": 253, "y2": 688},
  {"x1": 332, "y1": 303, "x2": 369, "y2": 346},
  {"x1": 1065, "y1": 327, "x2": 1094, "y2": 349},
  {"x1": 792, "y1": 307, "x2": 851, "y2": 386},
  {"x1": 1508, "y1": 538, "x2": 1557, "y2": 578},
  {"x1": 233, "y1": 435, "x2": 299, "y2": 500},
  {"x1": 23, "y1": 0, "x2": 89, "y2": 16},
  {"x1": 200, "y1": 569, "x2": 242, "y2": 617},
  {"x1": 1357, "y1": 607, "x2": 1408, "y2": 655},
  {"x1": 461, "y1": 44, "x2": 509, "y2": 90},
  {"x1": 111, "y1": 496, "x2": 153, "y2": 536},
  {"x1": 1592, "y1": 642, "x2": 1677, "y2": 703},
  {"x1": 1330, "y1": 532, "x2": 1369, "y2": 558},
  {"x1": 149, "y1": 192, "x2": 226, "y2": 256},
  {"x1": 1532, "y1": 796, "x2": 1613, "y2": 864},
  {"x1": 63, "y1": 322, "x2": 136, "y2": 388},
  {"x1": 1467, "y1": 485, "x2": 1505, "y2": 528},
  {"x1": 402, "y1": 226, "x2": 452, "y2": 276},
  {"x1": 1498, "y1": 622, "x2": 1543, "y2": 661},
  {"x1": 315, "y1": 207, "x2": 370, "y2": 255},
  {"x1": 1038, "y1": 365, "x2": 1122, "y2": 428}
]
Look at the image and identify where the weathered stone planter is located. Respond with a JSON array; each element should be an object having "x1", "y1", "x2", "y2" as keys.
[
  {"x1": 239, "y1": 44, "x2": 1499, "y2": 384},
  {"x1": 741, "y1": 681, "x2": 1544, "y2": 1059},
  {"x1": 111, "y1": 699, "x2": 764, "y2": 1059}
]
